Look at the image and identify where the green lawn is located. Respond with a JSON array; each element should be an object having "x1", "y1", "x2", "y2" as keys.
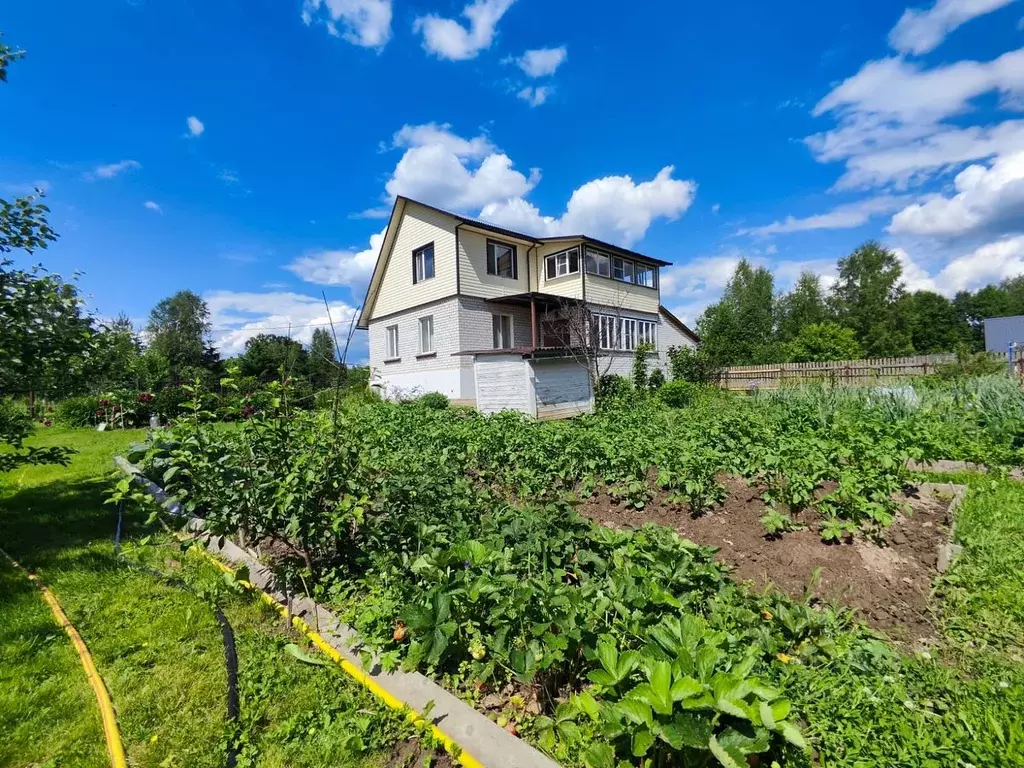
[{"x1": 0, "y1": 428, "x2": 417, "y2": 768}]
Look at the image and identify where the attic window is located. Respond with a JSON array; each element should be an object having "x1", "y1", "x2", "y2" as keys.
[
  {"x1": 413, "y1": 243, "x2": 435, "y2": 284},
  {"x1": 487, "y1": 240, "x2": 518, "y2": 279}
]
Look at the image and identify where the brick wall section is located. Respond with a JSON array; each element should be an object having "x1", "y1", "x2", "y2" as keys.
[
  {"x1": 458, "y1": 297, "x2": 534, "y2": 350},
  {"x1": 368, "y1": 296, "x2": 468, "y2": 374}
]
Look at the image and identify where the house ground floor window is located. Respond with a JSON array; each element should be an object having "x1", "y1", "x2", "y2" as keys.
[
  {"x1": 596, "y1": 314, "x2": 657, "y2": 351},
  {"x1": 492, "y1": 313, "x2": 513, "y2": 349},
  {"x1": 385, "y1": 324, "x2": 399, "y2": 359},
  {"x1": 419, "y1": 315, "x2": 434, "y2": 354}
]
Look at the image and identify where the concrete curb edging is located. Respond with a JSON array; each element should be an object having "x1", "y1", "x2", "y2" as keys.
[
  {"x1": 113, "y1": 457, "x2": 560, "y2": 768},
  {"x1": 915, "y1": 481, "x2": 967, "y2": 574},
  {"x1": 907, "y1": 459, "x2": 1024, "y2": 481}
]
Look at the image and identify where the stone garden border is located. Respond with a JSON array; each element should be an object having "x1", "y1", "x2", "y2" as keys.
[
  {"x1": 114, "y1": 457, "x2": 560, "y2": 768},
  {"x1": 914, "y1": 482, "x2": 967, "y2": 574}
]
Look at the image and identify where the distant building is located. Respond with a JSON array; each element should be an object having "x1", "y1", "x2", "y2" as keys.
[{"x1": 984, "y1": 315, "x2": 1024, "y2": 353}]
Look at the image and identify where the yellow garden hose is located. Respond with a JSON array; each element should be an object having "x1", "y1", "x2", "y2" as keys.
[
  {"x1": 202, "y1": 554, "x2": 486, "y2": 768},
  {"x1": 1, "y1": 547, "x2": 128, "y2": 768}
]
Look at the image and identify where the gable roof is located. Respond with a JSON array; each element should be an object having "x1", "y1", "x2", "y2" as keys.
[
  {"x1": 357, "y1": 195, "x2": 675, "y2": 328},
  {"x1": 659, "y1": 305, "x2": 700, "y2": 344}
]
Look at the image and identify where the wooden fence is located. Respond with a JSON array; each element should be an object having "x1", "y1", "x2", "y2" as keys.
[{"x1": 717, "y1": 352, "x2": 1023, "y2": 391}]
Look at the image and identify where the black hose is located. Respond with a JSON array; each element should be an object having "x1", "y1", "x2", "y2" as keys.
[{"x1": 115, "y1": 502, "x2": 240, "y2": 768}]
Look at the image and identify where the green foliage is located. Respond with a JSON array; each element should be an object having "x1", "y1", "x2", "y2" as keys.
[
  {"x1": 785, "y1": 322, "x2": 863, "y2": 363},
  {"x1": 902, "y1": 290, "x2": 963, "y2": 354},
  {"x1": 0, "y1": 397, "x2": 71, "y2": 472},
  {"x1": 698, "y1": 259, "x2": 779, "y2": 366},
  {"x1": 146, "y1": 290, "x2": 212, "y2": 383},
  {"x1": 308, "y1": 327, "x2": 339, "y2": 390},
  {"x1": 54, "y1": 395, "x2": 101, "y2": 428},
  {"x1": 936, "y1": 344, "x2": 1008, "y2": 380},
  {"x1": 827, "y1": 242, "x2": 912, "y2": 358},
  {"x1": 239, "y1": 333, "x2": 308, "y2": 383},
  {"x1": 658, "y1": 380, "x2": 701, "y2": 409},
  {"x1": 647, "y1": 368, "x2": 665, "y2": 390},
  {"x1": 596, "y1": 374, "x2": 632, "y2": 407},
  {"x1": 0, "y1": 32, "x2": 25, "y2": 83},
  {"x1": 632, "y1": 342, "x2": 653, "y2": 391},
  {"x1": 417, "y1": 392, "x2": 450, "y2": 410},
  {"x1": 760, "y1": 510, "x2": 799, "y2": 537},
  {"x1": 667, "y1": 345, "x2": 718, "y2": 384},
  {"x1": 777, "y1": 271, "x2": 829, "y2": 344}
]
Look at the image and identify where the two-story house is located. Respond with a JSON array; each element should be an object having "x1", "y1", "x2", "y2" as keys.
[{"x1": 357, "y1": 196, "x2": 698, "y2": 418}]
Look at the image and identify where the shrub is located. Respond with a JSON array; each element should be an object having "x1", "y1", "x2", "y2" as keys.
[
  {"x1": 648, "y1": 368, "x2": 666, "y2": 390},
  {"x1": 632, "y1": 342, "x2": 653, "y2": 390},
  {"x1": 596, "y1": 374, "x2": 632, "y2": 407},
  {"x1": 153, "y1": 387, "x2": 190, "y2": 421},
  {"x1": 55, "y1": 395, "x2": 101, "y2": 427},
  {"x1": 417, "y1": 392, "x2": 450, "y2": 410},
  {"x1": 936, "y1": 343, "x2": 1009, "y2": 380},
  {"x1": 0, "y1": 397, "x2": 31, "y2": 435},
  {"x1": 659, "y1": 380, "x2": 701, "y2": 409},
  {"x1": 667, "y1": 346, "x2": 719, "y2": 384}
]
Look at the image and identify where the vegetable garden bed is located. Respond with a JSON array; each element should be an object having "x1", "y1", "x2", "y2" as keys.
[{"x1": 582, "y1": 477, "x2": 960, "y2": 641}]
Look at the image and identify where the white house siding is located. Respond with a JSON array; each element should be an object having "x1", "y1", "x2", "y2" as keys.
[
  {"x1": 660, "y1": 310, "x2": 698, "y2": 352},
  {"x1": 532, "y1": 359, "x2": 594, "y2": 419},
  {"x1": 367, "y1": 296, "x2": 473, "y2": 402},
  {"x1": 457, "y1": 228, "x2": 533, "y2": 299},
  {"x1": 585, "y1": 274, "x2": 660, "y2": 315},
  {"x1": 533, "y1": 240, "x2": 586, "y2": 299},
  {"x1": 457, "y1": 297, "x2": 534, "y2": 350},
  {"x1": 369, "y1": 202, "x2": 459, "y2": 320},
  {"x1": 474, "y1": 356, "x2": 532, "y2": 415}
]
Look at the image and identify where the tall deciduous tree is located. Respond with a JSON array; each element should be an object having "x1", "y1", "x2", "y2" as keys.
[
  {"x1": 776, "y1": 271, "x2": 829, "y2": 343},
  {"x1": 0, "y1": 32, "x2": 25, "y2": 83},
  {"x1": 829, "y1": 242, "x2": 913, "y2": 357},
  {"x1": 308, "y1": 327, "x2": 340, "y2": 389},
  {"x1": 239, "y1": 333, "x2": 308, "y2": 383},
  {"x1": 697, "y1": 259, "x2": 778, "y2": 366},
  {"x1": 901, "y1": 291, "x2": 963, "y2": 354},
  {"x1": 146, "y1": 290, "x2": 211, "y2": 383}
]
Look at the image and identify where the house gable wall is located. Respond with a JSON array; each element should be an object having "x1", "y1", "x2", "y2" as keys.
[{"x1": 368, "y1": 202, "x2": 458, "y2": 321}]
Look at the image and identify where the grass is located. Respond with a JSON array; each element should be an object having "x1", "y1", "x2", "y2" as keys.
[
  {"x1": 0, "y1": 427, "x2": 418, "y2": 768},
  {"x1": 776, "y1": 472, "x2": 1024, "y2": 767}
]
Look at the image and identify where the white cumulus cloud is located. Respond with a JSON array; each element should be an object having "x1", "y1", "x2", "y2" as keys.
[
  {"x1": 889, "y1": 0, "x2": 1017, "y2": 55},
  {"x1": 301, "y1": 0, "x2": 392, "y2": 48},
  {"x1": 285, "y1": 229, "x2": 386, "y2": 291},
  {"x1": 739, "y1": 195, "x2": 911, "y2": 236},
  {"x1": 84, "y1": 160, "x2": 142, "y2": 181},
  {"x1": 186, "y1": 116, "x2": 205, "y2": 137},
  {"x1": 414, "y1": 0, "x2": 515, "y2": 61},
  {"x1": 889, "y1": 150, "x2": 1024, "y2": 238},
  {"x1": 515, "y1": 46, "x2": 567, "y2": 77},
  {"x1": 516, "y1": 85, "x2": 552, "y2": 107},
  {"x1": 480, "y1": 166, "x2": 697, "y2": 247},
  {"x1": 206, "y1": 290, "x2": 360, "y2": 357},
  {"x1": 143, "y1": 201, "x2": 162, "y2": 213},
  {"x1": 807, "y1": 48, "x2": 1024, "y2": 190},
  {"x1": 379, "y1": 123, "x2": 539, "y2": 212},
  {"x1": 898, "y1": 236, "x2": 1024, "y2": 294}
]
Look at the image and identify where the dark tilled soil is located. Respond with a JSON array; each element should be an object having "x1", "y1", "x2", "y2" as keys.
[
  {"x1": 386, "y1": 739, "x2": 457, "y2": 768},
  {"x1": 580, "y1": 476, "x2": 951, "y2": 641}
]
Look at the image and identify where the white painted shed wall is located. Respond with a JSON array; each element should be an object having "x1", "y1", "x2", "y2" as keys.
[{"x1": 474, "y1": 356, "x2": 533, "y2": 415}]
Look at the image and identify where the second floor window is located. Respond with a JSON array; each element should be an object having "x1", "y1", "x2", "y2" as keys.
[
  {"x1": 492, "y1": 314, "x2": 513, "y2": 349},
  {"x1": 419, "y1": 315, "x2": 434, "y2": 354},
  {"x1": 413, "y1": 243, "x2": 434, "y2": 284},
  {"x1": 487, "y1": 241, "x2": 518, "y2": 279},
  {"x1": 545, "y1": 247, "x2": 580, "y2": 280},
  {"x1": 385, "y1": 324, "x2": 399, "y2": 359}
]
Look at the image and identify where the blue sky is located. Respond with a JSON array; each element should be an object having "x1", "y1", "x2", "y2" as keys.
[{"x1": 3, "y1": 0, "x2": 1024, "y2": 360}]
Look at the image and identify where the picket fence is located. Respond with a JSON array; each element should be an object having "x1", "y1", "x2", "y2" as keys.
[{"x1": 716, "y1": 351, "x2": 1023, "y2": 391}]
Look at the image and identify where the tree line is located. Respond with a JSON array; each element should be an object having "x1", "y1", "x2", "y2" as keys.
[{"x1": 696, "y1": 242, "x2": 1024, "y2": 367}]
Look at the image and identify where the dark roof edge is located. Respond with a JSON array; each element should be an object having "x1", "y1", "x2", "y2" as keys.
[{"x1": 659, "y1": 304, "x2": 700, "y2": 343}]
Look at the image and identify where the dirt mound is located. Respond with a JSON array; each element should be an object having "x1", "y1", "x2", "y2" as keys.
[{"x1": 580, "y1": 476, "x2": 950, "y2": 641}]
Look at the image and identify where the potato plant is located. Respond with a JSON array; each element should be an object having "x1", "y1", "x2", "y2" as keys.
[{"x1": 128, "y1": 377, "x2": 1024, "y2": 766}]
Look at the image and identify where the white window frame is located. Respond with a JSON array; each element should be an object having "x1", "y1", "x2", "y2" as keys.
[
  {"x1": 486, "y1": 240, "x2": 518, "y2": 280},
  {"x1": 595, "y1": 314, "x2": 658, "y2": 352},
  {"x1": 634, "y1": 264, "x2": 656, "y2": 288},
  {"x1": 585, "y1": 248, "x2": 611, "y2": 278},
  {"x1": 545, "y1": 247, "x2": 580, "y2": 280},
  {"x1": 385, "y1": 324, "x2": 400, "y2": 359},
  {"x1": 413, "y1": 243, "x2": 435, "y2": 284},
  {"x1": 419, "y1": 315, "x2": 434, "y2": 354},
  {"x1": 492, "y1": 313, "x2": 514, "y2": 350}
]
